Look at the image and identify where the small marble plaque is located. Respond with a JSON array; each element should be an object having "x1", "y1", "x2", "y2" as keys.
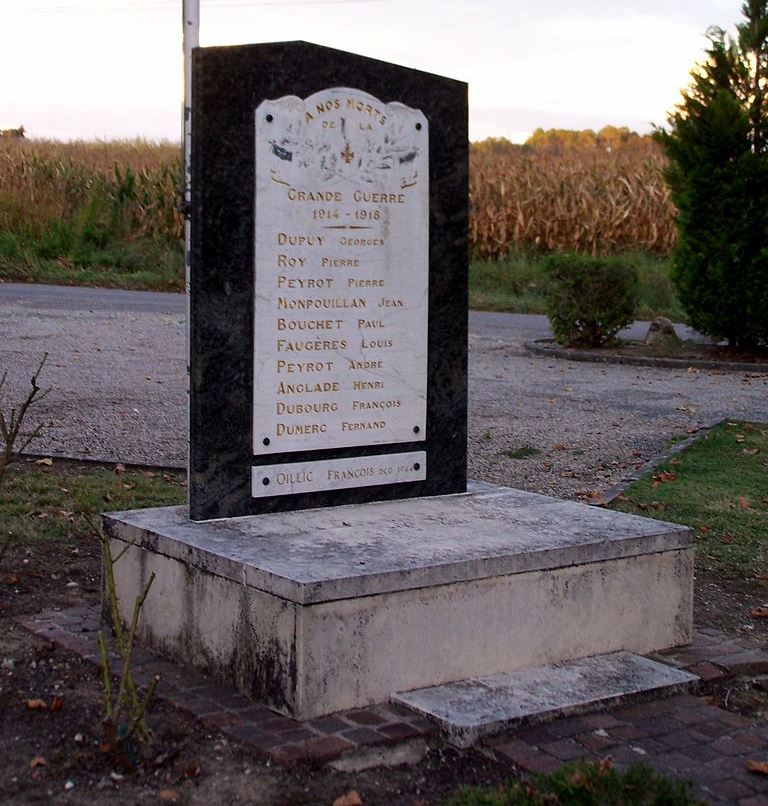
[
  {"x1": 252, "y1": 451, "x2": 426, "y2": 497},
  {"x1": 253, "y1": 87, "x2": 428, "y2": 455}
]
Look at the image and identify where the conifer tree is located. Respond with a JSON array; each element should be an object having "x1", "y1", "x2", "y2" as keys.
[{"x1": 655, "y1": 1, "x2": 768, "y2": 349}]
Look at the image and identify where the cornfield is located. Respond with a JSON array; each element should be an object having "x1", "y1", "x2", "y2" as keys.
[
  {"x1": 0, "y1": 138, "x2": 676, "y2": 261},
  {"x1": 0, "y1": 138, "x2": 183, "y2": 242},
  {"x1": 470, "y1": 142, "x2": 676, "y2": 260}
]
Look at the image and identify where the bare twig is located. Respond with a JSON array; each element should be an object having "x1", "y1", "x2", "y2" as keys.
[
  {"x1": 0, "y1": 353, "x2": 50, "y2": 486},
  {"x1": 0, "y1": 354, "x2": 49, "y2": 566},
  {"x1": 85, "y1": 514, "x2": 158, "y2": 767}
]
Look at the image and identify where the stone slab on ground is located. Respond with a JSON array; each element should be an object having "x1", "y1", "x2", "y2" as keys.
[
  {"x1": 103, "y1": 482, "x2": 694, "y2": 719},
  {"x1": 392, "y1": 651, "x2": 699, "y2": 747}
]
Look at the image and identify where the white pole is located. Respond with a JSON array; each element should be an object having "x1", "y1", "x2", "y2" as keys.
[
  {"x1": 183, "y1": 0, "x2": 199, "y2": 282},
  {"x1": 183, "y1": 0, "x2": 199, "y2": 500}
]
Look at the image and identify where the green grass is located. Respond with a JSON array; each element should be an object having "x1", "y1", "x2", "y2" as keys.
[
  {"x1": 447, "y1": 760, "x2": 703, "y2": 805},
  {"x1": 469, "y1": 251, "x2": 687, "y2": 322},
  {"x1": 0, "y1": 459, "x2": 186, "y2": 545},
  {"x1": 610, "y1": 421, "x2": 768, "y2": 582},
  {"x1": 0, "y1": 231, "x2": 183, "y2": 292}
]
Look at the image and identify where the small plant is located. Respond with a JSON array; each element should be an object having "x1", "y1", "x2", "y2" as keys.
[
  {"x1": 88, "y1": 517, "x2": 159, "y2": 770},
  {"x1": 544, "y1": 253, "x2": 638, "y2": 347},
  {"x1": 446, "y1": 758, "x2": 704, "y2": 805},
  {"x1": 0, "y1": 354, "x2": 48, "y2": 563}
]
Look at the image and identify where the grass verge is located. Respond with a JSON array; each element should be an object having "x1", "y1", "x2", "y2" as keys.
[
  {"x1": 447, "y1": 759, "x2": 703, "y2": 805},
  {"x1": 0, "y1": 234, "x2": 183, "y2": 292},
  {"x1": 610, "y1": 421, "x2": 768, "y2": 582},
  {"x1": 0, "y1": 458, "x2": 186, "y2": 545},
  {"x1": 469, "y1": 250, "x2": 687, "y2": 322}
]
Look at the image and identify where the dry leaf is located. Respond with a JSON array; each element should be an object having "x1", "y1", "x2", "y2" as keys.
[
  {"x1": 49, "y1": 696, "x2": 64, "y2": 712},
  {"x1": 721, "y1": 534, "x2": 735, "y2": 545},
  {"x1": 333, "y1": 792, "x2": 363, "y2": 806},
  {"x1": 738, "y1": 496, "x2": 751, "y2": 509},
  {"x1": 669, "y1": 458, "x2": 681, "y2": 466},
  {"x1": 748, "y1": 607, "x2": 768, "y2": 619},
  {"x1": 699, "y1": 525, "x2": 711, "y2": 534},
  {"x1": 569, "y1": 770, "x2": 588, "y2": 786},
  {"x1": 184, "y1": 764, "x2": 201, "y2": 778},
  {"x1": 598, "y1": 757, "x2": 613, "y2": 773},
  {"x1": 29, "y1": 756, "x2": 47, "y2": 769},
  {"x1": 743, "y1": 448, "x2": 759, "y2": 455},
  {"x1": 34, "y1": 457, "x2": 53, "y2": 466},
  {"x1": 25, "y1": 698, "x2": 47, "y2": 711},
  {"x1": 114, "y1": 464, "x2": 126, "y2": 475},
  {"x1": 553, "y1": 443, "x2": 567, "y2": 451},
  {"x1": 746, "y1": 759, "x2": 768, "y2": 775},
  {"x1": 159, "y1": 791, "x2": 179, "y2": 803}
]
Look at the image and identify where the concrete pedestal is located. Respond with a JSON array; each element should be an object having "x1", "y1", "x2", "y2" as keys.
[{"x1": 103, "y1": 482, "x2": 693, "y2": 720}]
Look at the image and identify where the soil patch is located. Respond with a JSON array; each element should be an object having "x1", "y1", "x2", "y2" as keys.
[{"x1": 704, "y1": 672, "x2": 768, "y2": 728}]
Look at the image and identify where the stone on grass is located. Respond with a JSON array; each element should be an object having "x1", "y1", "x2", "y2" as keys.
[{"x1": 645, "y1": 317, "x2": 680, "y2": 350}]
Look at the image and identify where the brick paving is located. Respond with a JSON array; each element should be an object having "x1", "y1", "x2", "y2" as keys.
[
  {"x1": 15, "y1": 606, "x2": 437, "y2": 766},
  {"x1": 16, "y1": 605, "x2": 768, "y2": 803}
]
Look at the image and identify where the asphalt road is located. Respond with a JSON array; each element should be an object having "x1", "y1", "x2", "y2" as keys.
[
  {"x1": 0, "y1": 283, "x2": 702, "y2": 343},
  {"x1": 1, "y1": 283, "x2": 766, "y2": 498}
]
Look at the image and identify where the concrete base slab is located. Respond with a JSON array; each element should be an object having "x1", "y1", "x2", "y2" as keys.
[
  {"x1": 393, "y1": 652, "x2": 699, "y2": 747},
  {"x1": 103, "y1": 482, "x2": 694, "y2": 719}
]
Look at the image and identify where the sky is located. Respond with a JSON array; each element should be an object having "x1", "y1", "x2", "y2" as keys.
[{"x1": 0, "y1": 0, "x2": 744, "y2": 143}]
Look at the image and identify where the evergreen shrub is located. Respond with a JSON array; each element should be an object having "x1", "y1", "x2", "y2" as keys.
[{"x1": 544, "y1": 253, "x2": 638, "y2": 347}]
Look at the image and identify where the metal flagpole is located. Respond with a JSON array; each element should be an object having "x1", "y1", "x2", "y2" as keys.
[{"x1": 183, "y1": 0, "x2": 199, "y2": 501}]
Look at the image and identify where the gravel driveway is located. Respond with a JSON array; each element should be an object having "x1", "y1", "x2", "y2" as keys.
[{"x1": 2, "y1": 284, "x2": 767, "y2": 499}]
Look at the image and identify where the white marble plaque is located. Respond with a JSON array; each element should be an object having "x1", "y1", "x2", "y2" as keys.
[
  {"x1": 252, "y1": 451, "x2": 426, "y2": 497},
  {"x1": 253, "y1": 88, "x2": 428, "y2": 455}
]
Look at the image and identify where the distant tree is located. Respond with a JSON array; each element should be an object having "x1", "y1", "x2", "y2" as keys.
[
  {"x1": 471, "y1": 136, "x2": 519, "y2": 155},
  {"x1": 525, "y1": 126, "x2": 650, "y2": 153},
  {"x1": 655, "y1": 1, "x2": 768, "y2": 349},
  {"x1": 525, "y1": 127, "x2": 597, "y2": 153},
  {"x1": 0, "y1": 125, "x2": 25, "y2": 139},
  {"x1": 596, "y1": 125, "x2": 641, "y2": 151}
]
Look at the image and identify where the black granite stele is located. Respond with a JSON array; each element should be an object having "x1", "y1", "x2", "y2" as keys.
[{"x1": 189, "y1": 41, "x2": 468, "y2": 520}]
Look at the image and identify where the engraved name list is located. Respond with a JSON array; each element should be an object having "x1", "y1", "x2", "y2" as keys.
[{"x1": 252, "y1": 88, "x2": 429, "y2": 497}]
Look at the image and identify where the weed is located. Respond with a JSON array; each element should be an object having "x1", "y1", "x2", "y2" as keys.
[{"x1": 447, "y1": 758, "x2": 703, "y2": 804}]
